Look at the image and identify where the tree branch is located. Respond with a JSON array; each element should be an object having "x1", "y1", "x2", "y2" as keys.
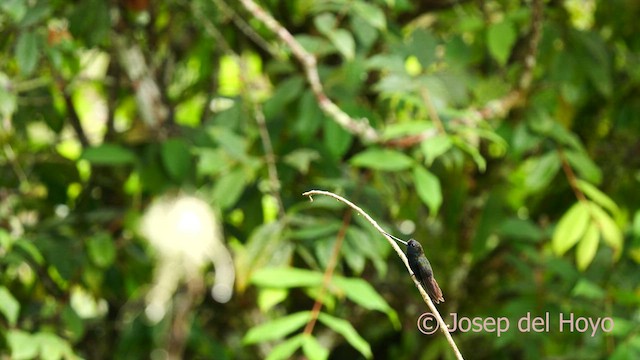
[
  {"x1": 236, "y1": 0, "x2": 380, "y2": 143},
  {"x1": 303, "y1": 210, "x2": 352, "y2": 335},
  {"x1": 302, "y1": 190, "x2": 464, "y2": 360}
]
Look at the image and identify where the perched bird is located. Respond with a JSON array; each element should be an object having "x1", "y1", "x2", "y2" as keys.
[{"x1": 385, "y1": 232, "x2": 445, "y2": 304}]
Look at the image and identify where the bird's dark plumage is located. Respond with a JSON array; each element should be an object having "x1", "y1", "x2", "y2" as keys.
[{"x1": 406, "y1": 239, "x2": 444, "y2": 304}]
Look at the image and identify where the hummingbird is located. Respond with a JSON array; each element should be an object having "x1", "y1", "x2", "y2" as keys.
[{"x1": 384, "y1": 232, "x2": 445, "y2": 304}]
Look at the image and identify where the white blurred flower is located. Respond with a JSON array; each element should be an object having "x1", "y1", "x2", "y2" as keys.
[{"x1": 140, "y1": 194, "x2": 234, "y2": 322}]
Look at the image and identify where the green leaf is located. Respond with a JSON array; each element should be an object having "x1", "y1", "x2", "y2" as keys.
[
  {"x1": 257, "y1": 288, "x2": 289, "y2": 312},
  {"x1": 212, "y1": 168, "x2": 247, "y2": 209},
  {"x1": 350, "y1": 148, "x2": 414, "y2": 171},
  {"x1": 243, "y1": 311, "x2": 310, "y2": 344},
  {"x1": 81, "y1": 144, "x2": 137, "y2": 165},
  {"x1": 328, "y1": 29, "x2": 355, "y2": 60},
  {"x1": 552, "y1": 202, "x2": 590, "y2": 256},
  {"x1": 525, "y1": 151, "x2": 561, "y2": 191},
  {"x1": 498, "y1": 218, "x2": 544, "y2": 242},
  {"x1": 421, "y1": 134, "x2": 452, "y2": 166},
  {"x1": 352, "y1": 2, "x2": 385, "y2": 30},
  {"x1": 283, "y1": 149, "x2": 320, "y2": 174},
  {"x1": 0, "y1": 77, "x2": 17, "y2": 119},
  {"x1": 314, "y1": 13, "x2": 336, "y2": 35},
  {"x1": 576, "y1": 179, "x2": 619, "y2": 217},
  {"x1": 1, "y1": 0, "x2": 27, "y2": 22},
  {"x1": 161, "y1": 138, "x2": 191, "y2": 182},
  {"x1": 564, "y1": 150, "x2": 602, "y2": 184},
  {"x1": 571, "y1": 278, "x2": 605, "y2": 300},
  {"x1": 453, "y1": 138, "x2": 486, "y2": 172},
  {"x1": 87, "y1": 232, "x2": 115, "y2": 268},
  {"x1": 332, "y1": 276, "x2": 400, "y2": 328},
  {"x1": 251, "y1": 267, "x2": 324, "y2": 288},
  {"x1": 589, "y1": 203, "x2": 623, "y2": 259},
  {"x1": 35, "y1": 332, "x2": 74, "y2": 360},
  {"x1": 265, "y1": 334, "x2": 304, "y2": 360},
  {"x1": 15, "y1": 31, "x2": 40, "y2": 76},
  {"x1": 324, "y1": 119, "x2": 353, "y2": 159},
  {"x1": 196, "y1": 148, "x2": 229, "y2": 177},
  {"x1": 318, "y1": 313, "x2": 372, "y2": 358},
  {"x1": 487, "y1": 19, "x2": 517, "y2": 66},
  {"x1": 412, "y1": 166, "x2": 442, "y2": 215},
  {"x1": 302, "y1": 334, "x2": 329, "y2": 360},
  {"x1": 576, "y1": 222, "x2": 599, "y2": 271},
  {"x1": 7, "y1": 330, "x2": 38, "y2": 359},
  {"x1": 0, "y1": 286, "x2": 20, "y2": 326}
]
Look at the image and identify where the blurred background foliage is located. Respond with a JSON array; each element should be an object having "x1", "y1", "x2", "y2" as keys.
[{"x1": 1, "y1": 0, "x2": 640, "y2": 358}]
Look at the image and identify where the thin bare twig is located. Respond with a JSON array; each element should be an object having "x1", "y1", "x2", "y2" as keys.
[
  {"x1": 212, "y1": 0, "x2": 280, "y2": 57},
  {"x1": 302, "y1": 190, "x2": 464, "y2": 360},
  {"x1": 236, "y1": 0, "x2": 379, "y2": 143},
  {"x1": 303, "y1": 210, "x2": 352, "y2": 335},
  {"x1": 253, "y1": 102, "x2": 286, "y2": 219},
  {"x1": 420, "y1": 87, "x2": 446, "y2": 134},
  {"x1": 196, "y1": 4, "x2": 286, "y2": 218}
]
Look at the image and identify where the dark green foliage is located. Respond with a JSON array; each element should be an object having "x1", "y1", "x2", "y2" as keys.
[{"x1": 1, "y1": 0, "x2": 639, "y2": 359}]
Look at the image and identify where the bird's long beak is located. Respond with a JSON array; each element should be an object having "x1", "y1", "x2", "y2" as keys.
[{"x1": 383, "y1": 232, "x2": 408, "y2": 246}]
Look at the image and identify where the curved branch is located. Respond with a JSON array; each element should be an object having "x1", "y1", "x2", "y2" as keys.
[
  {"x1": 237, "y1": 0, "x2": 380, "y2": 143},
  {"x1": 302, "y1": 190, "x2": 464, "y2": 360}
]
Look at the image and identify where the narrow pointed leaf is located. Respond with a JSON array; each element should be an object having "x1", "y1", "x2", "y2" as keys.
[
  {"x1": 243, "y1": 311, "x2": 310, "y2": 344},
  {"x1": 576, "y1": 222, "x2": 599, "y2": 271},
  {"x1": 318, "y1": 313, "x2": 372, "y2": 358},
  {"x1": 552, "y1": 202, "x2": 590, "y2": 256}
]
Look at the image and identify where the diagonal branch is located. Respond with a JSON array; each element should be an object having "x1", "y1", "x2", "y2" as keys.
[
  {"x1": 303, "y1": 210, "x2": 352, "y2": 335},
  {"x1": 236, "y1": 0, "x2": 380, "y2": 143},
  {"x1": 302, "y1": 190, "x2": 464, "y2": 360}
]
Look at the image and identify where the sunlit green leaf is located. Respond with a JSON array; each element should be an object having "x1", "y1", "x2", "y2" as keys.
[
  {"x1": 302, "y1": 334, "x2": 329, "y2": 360},
  {"x1": 243, "y1": 311, "x2": 310, "y2": 344},
  {"x1": 350, "y1": 148, "x2": 414, "y2": 171},
  {"x1": 421, "y1": 134, "x2": 452, "y2": 166},
  {"x1": 0, "y1": 287, "x2": 20, "y2": 326},
  {"x1": 576, "y1": 222, "x2": 599, "y2": 271},
  {"x1": 265, "y1": 334, "x2": 304, "y2": 360},
  {"x1": 314, "y1": 13, "x2": 336, "y2": 34},
  {"x1": 328, "y1": 29, "x2": 355, "y2": 60},
  {"x1": 35, "y1": 332, "x2": 75, "y2": 360},
  {"x1": 251, "y1": 267, "x2": 323, "y2": 288},
  {"x1": 7, "y1": 330, "x2": 38, "y2": 359},
  {"x1": 318, "y1": 313, "x2": 372, "y2": 358},
  {"x1": 576, "y1": 179, "x2": 619, "y2": 217},
  {"x1": 552, "y1": 202, "x2": 590, "y2": 256},
  {"x1": 332, "y1": 277, "x2": 400, "y2": 328},
  {"x1": 589, "y1": 203, "x2": 623, "y2": 259},
  {"x1": 257, "y1": 288, "x2": 289, "y2": 313}
]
